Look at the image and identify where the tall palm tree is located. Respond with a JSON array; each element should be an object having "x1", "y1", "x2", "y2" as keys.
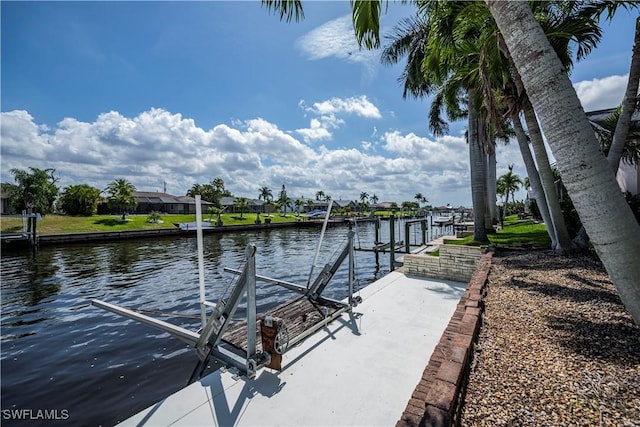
[
  {"x1": 510, "y1": 108, "x2": 557, "y2": 246},
  {"x1": 259, "y1": 186, "x2": 273, "y2": 213},
  {"x1": 359, "y1": 192, "x2": 369, "y2": 213},
  {"x1": 381, "y1": 2, "x2": 493, "y2": 241},
  {"x1": 487, "y1": 0, "x2": 640, "y2": 324},
  {"x1": 259, "y1": 186, "x2": 272, "y2": 202},
  {"x1": 278, "y1": 184, "x2": 291, "y2": 216},
  {"x1": 105, "y1": 178, "x2": 137, "y2": 220}
]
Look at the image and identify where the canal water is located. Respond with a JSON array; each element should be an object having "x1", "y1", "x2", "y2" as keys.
[{"x1": 1, "y1": 219, "x2": 444, "y2": 426}]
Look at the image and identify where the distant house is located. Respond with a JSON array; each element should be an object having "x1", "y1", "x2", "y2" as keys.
[
  {"x1": 586, "y1": 108, "x2": 639, "y2": 195},
  {"x1": 375, "y1": 202, "x2": 396, "y2": 211},
  {"x1": 220, "y1": 197, "x2": 265, "y2": 214},
  {"x1": 99, "y1": 191, "x2": 213, "y2": 215},
  {"x1": 312, "y1": 199, "x2": 358, "y2": 212}
]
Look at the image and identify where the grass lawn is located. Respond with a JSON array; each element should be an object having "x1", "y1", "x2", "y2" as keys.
[
  {"x1": 447, "y1": 215, "x2": 551, "y2": 249},
  {"x1": 0, "y1": 212, "x2": 301, "y2": 235}
]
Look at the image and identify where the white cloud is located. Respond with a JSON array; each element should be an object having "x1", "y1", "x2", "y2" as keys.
[
  {"x1": 574, "y1": 74, "x2": 628, "y2": 112},
  {"x1": 295, "y1": 15, "x2": 379, "y2": 82},
  {"x1": 0, "y1": 107, "x2": 475, "y2": 206},
  {"x1": 382, "y1": 131, "x2": 468, "y2": 172},
  {"x1": 295, "y1": 95, "x2": 379, "y2": 143},
  {"x1": 296, "y1": 118, "x2": 333, "y2": 143},
  {"x1": 296, "y1": 15, "x2": 377, "y2": 64},
  {"x1": 307, "y1": 95, "x2": 382, "y2": 119}
]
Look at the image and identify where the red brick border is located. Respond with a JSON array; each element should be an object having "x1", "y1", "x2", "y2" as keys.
[{"x1": 396, "y1": 249, "x2": 494, "y2": 427}]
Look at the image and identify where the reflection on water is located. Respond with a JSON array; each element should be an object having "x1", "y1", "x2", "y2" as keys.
[{"x1": 1, "y1": 221, "x2": 404, "y2": 426}]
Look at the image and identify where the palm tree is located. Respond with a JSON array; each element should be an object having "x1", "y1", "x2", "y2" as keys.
[
  {"x1": 105, "y1": 178, "x2": 137, "y2": 220},
  {"x1": 359, "y1": 192, "x2": 369, "y2": 213},
  {"x1": 211, "y1": 178, "x2": 225, "y2": 194},
  {"x1": 600, "y1": 17, "x2": 639, "y2": 172},
  {"x1": 370, "y1": 193, "x2": 379, "y2": 209},
  {"x1": 496, "y1": 166, "x2": 523, "y2": 216},
  {"x1": 487, "y1": 0, "x2": 640, "y2": 324},
  {"x1": 8, "y1": 167, "x2": 59, "y2": 215},
  {"x1": 381, "y1": 2, "x2": 492, "y2": 241},
  {"x1": 278, "y1": 184, "x2": 291, "y2": 216},
  {"x1": 315, "y1": 190, "x2": 325, "y2": 201},
  {"x1": 294, "y1": 199, "x2": 305, "y2": 215},
  {"x1": 233, "y1": 197, "x2": 249, "y2": 219},
  {"x1": 259, "y1": 186, "x2": 273, "y2": 213},
  {"x1": 186, "y1": 183, "x2": 203, "y2": 198}
]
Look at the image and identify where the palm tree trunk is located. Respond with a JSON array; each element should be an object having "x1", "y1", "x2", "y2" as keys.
[
  {"x1": 511, "y1": 110, "x2": 556, "y2": 247},
  {"x1": 608, "y1": 16, "x2": 640, "y2": 172},
  {"x1": 521, "y1": 97, "x2": 573, "y2": 252},
  {"x1": 486, "y1": 141, "x2": 498, "y2": 224},
  {"x1": 487, "y1": 0, "x2": 640, "y2": 324},
  {"x1": 500, "y1": 30, "x2": 573, "y2": 252},
  {"x1": 469, "y1": 89, "x2": 489, "y2": 242}
]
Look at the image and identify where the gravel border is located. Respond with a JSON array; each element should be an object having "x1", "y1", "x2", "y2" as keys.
[{"x1": 460, "y1": 249, "x2": 640, "y2": 426}]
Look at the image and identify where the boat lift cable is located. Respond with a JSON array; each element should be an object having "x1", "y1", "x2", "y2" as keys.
[
  {"x1": 352, "y1": 217, "x2": 362, "y2": 249},
  {"x1": 221, "y1": 257, "x2": 247, "y2": 302},
  {"x1": 129, "y1": 308, "x2": 202, "y2": 320},
  {"x1": 307, "y1": 200, "x2": 333, "y2": 289}
]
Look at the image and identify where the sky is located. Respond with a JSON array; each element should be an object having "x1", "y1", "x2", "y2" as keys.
[{"x1": 1, "y1": 1, "x2": 637, "y2": 208}]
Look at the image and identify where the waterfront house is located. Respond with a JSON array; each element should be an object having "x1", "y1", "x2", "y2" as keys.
[{"x1": 98, "y1": 192, "x2": 213, "y2": 215}]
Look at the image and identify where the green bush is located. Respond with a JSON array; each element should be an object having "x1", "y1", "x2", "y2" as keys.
[{"x1": 147, "y1": 211, "x2": 162, "y2": 223}]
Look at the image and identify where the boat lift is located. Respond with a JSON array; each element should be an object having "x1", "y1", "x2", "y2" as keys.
[{"x1": 92, "y1": 198, "x2": 362, "y2": 382}]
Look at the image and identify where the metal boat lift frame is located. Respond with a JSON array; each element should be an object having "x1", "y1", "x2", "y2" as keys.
[{"x1": 92, "y1": 197, "x2": 360, "y2": 381}]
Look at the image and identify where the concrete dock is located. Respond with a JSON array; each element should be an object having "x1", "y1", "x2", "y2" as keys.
[{"x1": 121, "y1": 271, "x2": 466, "y2": 426}]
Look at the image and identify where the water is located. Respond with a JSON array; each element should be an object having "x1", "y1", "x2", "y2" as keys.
[{"x1": 1, "y1": 220, "x2": 438, "y2": 426}]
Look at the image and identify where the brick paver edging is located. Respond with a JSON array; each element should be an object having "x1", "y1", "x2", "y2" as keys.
[{"x1": 396, "y1": 248, "x2": 494, "y2": 427}]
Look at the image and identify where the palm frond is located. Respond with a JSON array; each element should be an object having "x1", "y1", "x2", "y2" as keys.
[{"x1": 261, "y1": 0, "x2": 305, "y2": 23}]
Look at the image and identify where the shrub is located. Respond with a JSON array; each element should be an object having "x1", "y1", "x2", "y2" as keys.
[{"x1": 147, "y1": 211, "x2": 162, "y2": 223}]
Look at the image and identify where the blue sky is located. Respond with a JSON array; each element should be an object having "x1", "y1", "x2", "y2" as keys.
[{"x1": 1, "y1": 2, "x2": 637, "y2": 207}]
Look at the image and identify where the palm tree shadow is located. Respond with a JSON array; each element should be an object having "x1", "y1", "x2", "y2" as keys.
[
  {"x1": 509, "y1": 277, "x2": 622, "y2": 306},
  {"x1": 545, "y1": 314, "x2": 640, "y2": 365}
]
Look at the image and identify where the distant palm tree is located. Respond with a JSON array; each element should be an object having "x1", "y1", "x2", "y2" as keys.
[
  {"x1": 497, "y1": 166, "x2": 523, "y2": 217},
  {"x1": 414, "y1": 192, "x2": 428, "y2": 207},
  {"x1": 294, "y1": 199, "x2": 305, "y2": 214},
  {"x1": 259, "y1": 186, "x2": 273, "y2": 213},
  {"x1": 233, "y1": 197, "x2": 249, "y2": 219},
  {"x1": 186, "y1": 184, "x2": 203, "y2": 198},
  {"x1": 359, "y1": 192, "x2": 369, "y2": 213},
  {"x1": 105, "y1": 178, "x2": 137, "y2": 220},
  {"x1": 315, "y1": 190, "x2": 325, "y2": 201}
]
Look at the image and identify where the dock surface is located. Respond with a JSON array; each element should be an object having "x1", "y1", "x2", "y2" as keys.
[{"x1": 121, "y1": 271, "x2": 466, "y2": 426}]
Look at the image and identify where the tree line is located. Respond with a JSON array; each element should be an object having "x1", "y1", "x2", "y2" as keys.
[{"x1": 3, "y1": 170, "x2": 436, "y2": 219}]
